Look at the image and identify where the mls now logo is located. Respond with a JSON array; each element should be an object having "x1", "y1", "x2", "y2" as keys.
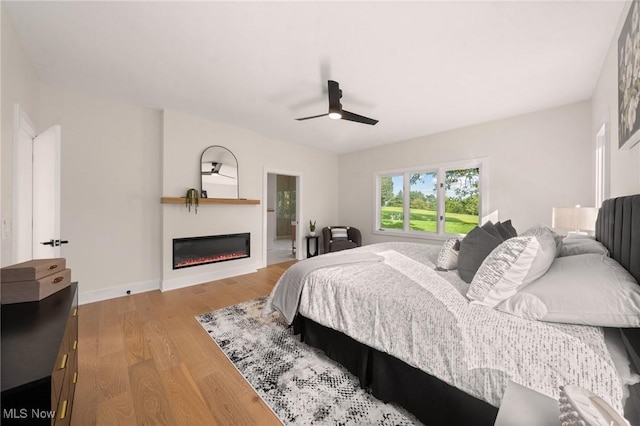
[{"x1": 3, "y1": 408, "x2": 56, "y2": 419}]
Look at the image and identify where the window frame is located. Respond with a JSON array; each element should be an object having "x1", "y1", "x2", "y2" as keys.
[{"x1": 374, "y1": 158, "x2": 487, "y2": 240}]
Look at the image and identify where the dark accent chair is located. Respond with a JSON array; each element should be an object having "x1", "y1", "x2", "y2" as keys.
[{"x1": 322, "y1": 226, "x2": 362, "y2": 253}]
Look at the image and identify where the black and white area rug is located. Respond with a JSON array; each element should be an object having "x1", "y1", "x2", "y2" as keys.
[{"x1": 196, "y1": 297, "x2": 421, "y2": 425}]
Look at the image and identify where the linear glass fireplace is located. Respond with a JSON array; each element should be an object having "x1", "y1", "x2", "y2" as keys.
[{"x1": 173, "y1": 232, "x2": 250, "y2": 269}]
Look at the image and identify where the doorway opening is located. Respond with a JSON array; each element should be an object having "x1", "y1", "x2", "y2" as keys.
[{"x1": 264, "y1": 170, "x2": 302, "y2": 266}]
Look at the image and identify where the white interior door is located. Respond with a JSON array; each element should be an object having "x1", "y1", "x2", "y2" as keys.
[
  {"x1": 13, "y1": 107, "x2": 36, "y2": 263},
  {"x1": 13, "y1": 105, "x2": 65, "y2": 262},
  {"x1": 32, "y1": 125, "x2": 62, "y2": 259}
]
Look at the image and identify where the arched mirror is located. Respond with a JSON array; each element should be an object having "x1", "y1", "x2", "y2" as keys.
[{"x1": 200, "y1": 145, "x2": 239, "y2": 199}]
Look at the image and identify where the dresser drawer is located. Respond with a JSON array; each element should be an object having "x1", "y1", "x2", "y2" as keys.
[
  {"x1": 68, "y1": 306, "x2": 78, "y2": 354},
  {"x1": 52, "y1": 292, "x2": 79, "y2": 411},
  {"x1": 1, "y1": 269, "x2": 71, "y2": 304},
  {"x1": 54, "y1": 353, "x2": 75, "y2": 426}
]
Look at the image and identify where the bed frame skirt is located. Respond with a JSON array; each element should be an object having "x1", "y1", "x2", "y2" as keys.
[{"x1": 293, "y1": 315, "x2": 498, "y2": 425}]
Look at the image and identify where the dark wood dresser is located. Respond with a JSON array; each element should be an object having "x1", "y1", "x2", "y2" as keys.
[{"x1": 1, "y1": 282, "x2": 78, "y2": 425}]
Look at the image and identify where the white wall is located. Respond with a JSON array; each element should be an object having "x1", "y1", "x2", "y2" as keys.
[
  {"x1": 339, "y1": 102, "x2": 593, "y2": 245},
  {"x1": 1, "y1": 7, "x2": 41, "y2": 266},
  {"x1": 1, "y1": 4, "x2": 339, "y2": 301},
  {"x1": 38, "y1": 85, "x2": 163, "y2": 302},
  {"x1": 592, "y1": 2, "x2": 640, "y2": 197},
  {"x1": 161, "y1": 109, "x2": 339, "y2": 290}
]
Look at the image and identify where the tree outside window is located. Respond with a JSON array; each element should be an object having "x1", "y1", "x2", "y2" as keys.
[
  {"x1": 444, "y1": 168, "x2": 479, "y2": 234},
  {"x1": 379, "y1": 175, "x2": 403, "y2": 230}
]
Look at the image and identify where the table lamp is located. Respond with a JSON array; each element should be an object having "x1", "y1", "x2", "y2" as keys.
[{"x1": 551, "y1": 205, "x2": 599, "y2": 235}]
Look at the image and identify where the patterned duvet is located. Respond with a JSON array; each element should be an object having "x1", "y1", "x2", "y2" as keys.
[{"x1": 270, "y1": 242, "x2": 624, "y2": 412}]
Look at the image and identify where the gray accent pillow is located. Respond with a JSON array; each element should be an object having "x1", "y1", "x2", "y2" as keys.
[
  {"x1": 481, "y1": 221, "x2": 503, "y2": 240},
  {"x1": 495, "y1": 221, "x2": 517, "y2": 240},
  {"x1": 467, "y1": 231, "x2": 557, "y2": 307},
  {"x1": 436, "y1": 238, "x2": 460, "y2": 271},
  {"x1": 558, "y1": 237, "x2": 609, "y2": 257},
  {"x1": 494, "y1": 222, "x2": 511, "y2": 240},
  {"x1": 497, "y1": 253, "x2": 640, "y2": 327},
  {"x1": 457, "y1": 226, "x2": 504, "y2": 283},
  {"x1": 501, "y1": 220, "x2": 518, "y2": 238}
]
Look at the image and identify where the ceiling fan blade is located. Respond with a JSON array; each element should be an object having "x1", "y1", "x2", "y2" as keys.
[
  {"x1": 296, "y1": 113, "x2": 329, "y2": 121},
  {"x1": 328, "y1": 80, "x2": 342, "y2": 110},
  {"x1": 341, "y1": 110, "x2": 378, "y2": 125}
]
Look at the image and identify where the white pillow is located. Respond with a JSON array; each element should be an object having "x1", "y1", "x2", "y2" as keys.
[
  {"x1": 522, "y1": 224, "x2": 563, "y2": 249},
  {"x1": 330, "y1": 227, "x2": 349, "y2": 240},
  {"x1": 467, "y1": 231, "x2": 556, "y2": 307},
  {"x1": 558, "y1": 237, "x2": 609, "y2": 257},
  {"x1": 436, "y1": 238, "x2": 459, "y2": 271},
  {"x1": 497, "y1": 253, "x2": 640, "y2": 327}
]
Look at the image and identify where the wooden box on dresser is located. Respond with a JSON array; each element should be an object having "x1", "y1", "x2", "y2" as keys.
[{"x1": 1, "y1": 282, "x2": 78, "y2": 425}]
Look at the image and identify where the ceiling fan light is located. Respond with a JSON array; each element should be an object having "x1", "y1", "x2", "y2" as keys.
[{"x1": 328, "y1": 112, "x2": 342, "y2": 119}]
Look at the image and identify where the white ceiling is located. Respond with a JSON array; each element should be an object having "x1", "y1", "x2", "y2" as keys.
[{"x1": 4, "y1": 1, "x2": 625, "y2": 153}]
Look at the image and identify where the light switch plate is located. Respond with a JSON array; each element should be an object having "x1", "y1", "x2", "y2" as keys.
[{"x1": 2, "y1": 219, "x2": 10, "y2": 240}]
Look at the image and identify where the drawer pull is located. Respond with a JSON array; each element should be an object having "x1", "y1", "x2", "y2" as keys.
[
  {"x1": 48, "y1": 264, "x2": 58, "y2": 270},
  {"x1": 59, "y1": 353, "x2": 68, "y2": 370},
  {"x1": 58, "y1": 400, "x2": 68, "y2": 420},
  {"x1": 52, "y1": 276, "x2": 64, "y2": 284},
  {"x1": 73, "y1": 340, "x2": 78, "y2": 350},
  {"x1": 73, "y1": 308, "x2": 78, "y2": 317},
  {"x1": 72, "y1": 371, "x2": 78, "y2": 384}
]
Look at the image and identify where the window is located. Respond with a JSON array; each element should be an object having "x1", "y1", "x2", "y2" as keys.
[
  {"x1": 409, "y1": 172, "x2": 438, "y2": 232},
  {"x1": 379, "y1": 174, "x2": 404, "y2": 230},
  {"x1": 444, "y1": 168, "x2": 480, "y2": 234},
  {"x1": 376, "y1": 160, "x2": 484, "y2": 238}
]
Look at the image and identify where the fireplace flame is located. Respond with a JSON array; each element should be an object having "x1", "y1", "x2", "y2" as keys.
[{"x1": 175, "y1": 251, "x2": 249, "y2": 268}]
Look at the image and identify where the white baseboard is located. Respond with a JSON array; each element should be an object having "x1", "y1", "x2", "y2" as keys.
[
  {"x1": 78, "y1": 279, "x2": 161, "y2": 305},
  {"x1": 77, "y1": 262, "x2": 260, "y2": 305},
  {"x1": 161, "y1": 262, "x2": 260, "y2": 292}
]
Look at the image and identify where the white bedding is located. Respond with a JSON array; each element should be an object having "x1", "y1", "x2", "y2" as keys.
[{"x1": 268, "y1": 242, "x2": 625, "y2": 412}]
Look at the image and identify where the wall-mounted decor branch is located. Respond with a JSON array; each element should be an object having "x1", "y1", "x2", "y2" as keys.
[{"x1": 186, "y1": 188, "x2": 199, "y2": 213}]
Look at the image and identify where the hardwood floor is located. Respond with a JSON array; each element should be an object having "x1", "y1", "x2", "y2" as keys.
[{"x1": 72, "y1": 260, "x2": 296, "y2": 426}]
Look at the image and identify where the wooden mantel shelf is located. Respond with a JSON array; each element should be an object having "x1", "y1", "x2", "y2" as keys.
[{"x1": 161, "y1": 197, "x2": 260, "y2": 205}]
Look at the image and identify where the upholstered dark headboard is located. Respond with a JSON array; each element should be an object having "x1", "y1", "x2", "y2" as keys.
[
  {"x1": 596, "y1": 195, "x2": 640, "y2": 283},
  {"x1": 595, "y1": 194, "x2": 640, "y2": 422}
]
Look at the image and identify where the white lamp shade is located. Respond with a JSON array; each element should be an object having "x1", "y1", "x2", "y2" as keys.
[{"x1": 552, "y1": 207, "x2": 599, "y2": 232}]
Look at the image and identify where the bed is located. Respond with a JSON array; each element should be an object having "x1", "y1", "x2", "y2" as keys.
[{"x1": 263, "y1": 194, "x2": 640, "y2": 425}]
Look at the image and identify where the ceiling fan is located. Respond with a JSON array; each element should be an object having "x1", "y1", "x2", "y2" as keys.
[{"x1": 296, "y1": 80, "x2": 378, "y2": 125}]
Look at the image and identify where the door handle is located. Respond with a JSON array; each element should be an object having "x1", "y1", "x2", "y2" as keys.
[{"x1": 40, "y1": 239, "x2": 69, "y2": 246}]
